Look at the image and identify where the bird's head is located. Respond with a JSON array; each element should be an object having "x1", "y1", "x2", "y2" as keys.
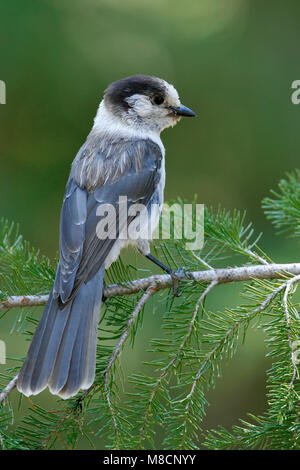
[{"x1": 94, "y1": 75, "x2": 195, "y2": 135}]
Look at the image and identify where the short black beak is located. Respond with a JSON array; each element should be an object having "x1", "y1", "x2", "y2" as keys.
[{"x1": 169, "y1": 104, "x2": 196, "y2": 117}]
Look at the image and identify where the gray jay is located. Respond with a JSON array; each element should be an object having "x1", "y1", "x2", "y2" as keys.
[{"x1": 17, "y1": 75, "x2": 195, "y2": 399}]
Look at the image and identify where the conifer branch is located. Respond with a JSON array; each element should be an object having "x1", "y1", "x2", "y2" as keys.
[
  {"x1": 1, "y1": 177, "x2": 299, "y2": 449},
  {"x1": 282, "y1": 274, "x2": 300, "y2": 388},
  {"x1": 1, "y1": 263, "x2": 300, "y2": 312},
  {"x1": 104, "y1": 286, "x2": 157, "y2": 392},
  {"x1": 1, "y1": 263, "x2": 299, "y2": 408},
  {"x1": 104, "y1": 286, "x2": 156, "y2": 447},
  {"x1": 0, "y1": 374, "x2": 18, "y2": 405},
  {"x1": 0, "y1": 295, "x2": 49, "y2": 312},
  {"x1": 136, "y1": 280, "x2": 217, "y2": 448},
  {"x1": 0, "y1": 432, "x2": 4, "y2": 450},
  {"x1": 168, "y1": 277, "x2": 288, "y2": 448}
]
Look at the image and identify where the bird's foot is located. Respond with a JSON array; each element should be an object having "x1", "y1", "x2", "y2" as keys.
[
  {"x1": 102, "y1": 283, "x2": 107, "y2": 303},
  {"x1": 168, "y1": 267, "x2": 189, "y2": 296},
  {"x1": 145, "y1": 254, "x2": 191, "y2": 297}
]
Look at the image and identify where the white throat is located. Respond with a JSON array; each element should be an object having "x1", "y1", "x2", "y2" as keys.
[{"x1": 92, "y1": 100, "x2": 165, "y2": 156}]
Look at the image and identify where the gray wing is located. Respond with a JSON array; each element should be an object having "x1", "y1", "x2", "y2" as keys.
[{"x1": 53, "y1": 139, "x2": 162, "y2": 304}]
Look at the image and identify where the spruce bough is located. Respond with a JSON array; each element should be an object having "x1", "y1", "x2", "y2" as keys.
[{"x1": 0, "y1": 171, "x2": 299, "y2": 450}]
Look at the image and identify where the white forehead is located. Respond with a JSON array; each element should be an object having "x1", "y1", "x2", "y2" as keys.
[{"x1": 161, "y1": 80, "x2": 180, "y2": 107}]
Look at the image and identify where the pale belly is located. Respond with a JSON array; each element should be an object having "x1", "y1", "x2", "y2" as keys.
[{"x1": 104, "y1": 159, "x2": 165, "y2": 269}]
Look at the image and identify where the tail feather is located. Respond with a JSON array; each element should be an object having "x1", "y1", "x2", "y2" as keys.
[
  {"x1": 57, "y1": 309, "x2": 89, "y2": 398},
  {"x1": 57, "y1": 286, "x2": 97, "y2": 398},
  {"x1": 50, "y1": 274, "x2": 102, "y2": 397},
  {"x1": 17, "y1": 267, "x2": 104, "y2": 398},
  {"x1": 81, "y1": 283, "x2": 103, "y2": 388},
  {"x1": 30, "y1": 299, "x2": 71, "y2": 394},
  {"x1": 17, "y1": 292, "x2": 62, "y2": 396},
  {"x1": 46, "y1": 294, "x2": 84, "y2": 395}
]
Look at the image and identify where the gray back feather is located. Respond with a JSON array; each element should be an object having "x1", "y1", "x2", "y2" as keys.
[
  {"x1": 71, "y1": 131, "x2": 146, "y2": 191},
  {"x1": 54, "y1": 136, "x2": 162, "y2": 305}
]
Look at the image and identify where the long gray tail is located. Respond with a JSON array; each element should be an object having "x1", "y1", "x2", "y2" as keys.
[{"x1": 17, "y1": 267, "x2": 104, "y2": 399}]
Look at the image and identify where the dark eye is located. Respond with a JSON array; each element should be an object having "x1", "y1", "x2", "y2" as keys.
[{"x1": 153, "y1": 95, "x2": 164, "y2": 105}]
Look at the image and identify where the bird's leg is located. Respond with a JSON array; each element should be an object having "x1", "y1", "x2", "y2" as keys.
[
  {"x1": 102, "y1": 281, "x2": 108, "y2": 303},
  {"x1": 145, "y1": 253, "x2": 173, "y2": 274},
  {"x1": 136, "y1": 239, "x2": 184, "y2": 296},
  {"x1": 144, "y1": 253, "x2": 182, "y2": 296}
]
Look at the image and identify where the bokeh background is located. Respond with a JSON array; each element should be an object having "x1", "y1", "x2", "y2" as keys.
[{"x1": 1, "y1": 0, "x2": 300, "y2": 449}]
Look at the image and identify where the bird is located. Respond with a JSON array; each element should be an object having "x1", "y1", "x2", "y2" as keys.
[{"x1": 17, "y1": 75, "x2": 196, "y2": 399}]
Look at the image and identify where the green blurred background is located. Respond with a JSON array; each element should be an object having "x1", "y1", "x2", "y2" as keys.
[{"x1": 1, "y1": 0, "x2": 300, "y2": 448}]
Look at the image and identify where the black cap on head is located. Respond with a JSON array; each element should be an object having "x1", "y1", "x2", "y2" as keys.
[{"x1": 104, "y1": 75, "x2": 166, "y2": 113}]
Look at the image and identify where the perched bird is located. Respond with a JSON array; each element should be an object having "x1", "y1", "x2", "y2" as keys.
[{"x1": 17, "y1": 75, "x2": 196, "y2": 399}]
